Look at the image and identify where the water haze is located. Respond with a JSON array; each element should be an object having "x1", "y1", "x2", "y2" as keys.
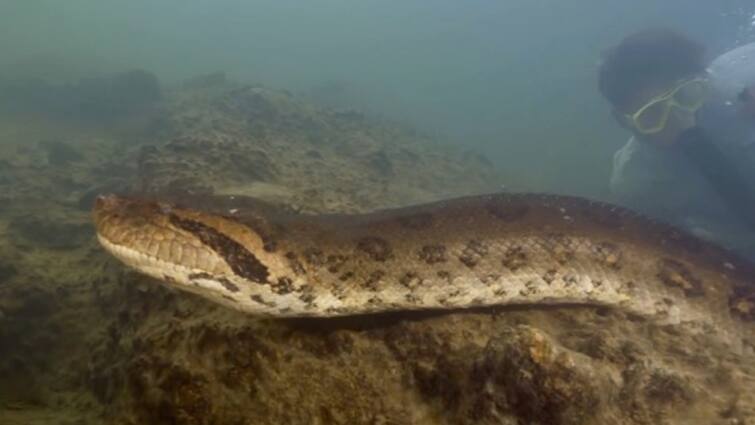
[{"x1": 2, "y1": 1, "x2": 754, "y2": 196}]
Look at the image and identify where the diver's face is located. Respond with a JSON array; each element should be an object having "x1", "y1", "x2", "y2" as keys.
[{"x1": 619, "y1": 78, "x2": 705, "y2": 147}]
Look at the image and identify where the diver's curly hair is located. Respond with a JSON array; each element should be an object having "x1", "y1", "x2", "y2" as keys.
[{"x1": 598, "y1": 29, "x2": 706, "y2": 110}]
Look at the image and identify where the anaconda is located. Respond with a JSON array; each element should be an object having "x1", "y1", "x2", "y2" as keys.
[{"x1": 92, "y1": 192, "x2": 755, "y2": 343}]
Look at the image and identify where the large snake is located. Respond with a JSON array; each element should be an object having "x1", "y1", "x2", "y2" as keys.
[{"x1": 92, "y1": 192, "x2": 755, "y2": 345}]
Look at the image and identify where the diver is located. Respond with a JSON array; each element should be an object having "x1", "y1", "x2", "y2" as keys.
[{"x1": 598, "y1": 29, "x2": 755, "y2": 260}]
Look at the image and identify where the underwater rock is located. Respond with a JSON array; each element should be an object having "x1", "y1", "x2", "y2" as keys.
[
  {"x1": 462, "y1": 150, "x2": 494, "y2": 168},
  {"x1": 38, "y1": 139, "x2": 84, "y2": 166},
  {"x1": 87, "y1": 297, "x2": 751, "y2": 425},
  {"x1": 7, "y1": 286, "x2": 57, "y2": 318},
  {"x1": 182, "y1": 71, "x2": 227, "y2": 90},
  {"x1": 467, "y1": 327, "x2": 601, "y2": 424},
  {"x1": 305, "y1": 149, "x2": 323, "y2": 159},
  {"x1": 73, "y1": 69, "x2": 162, "y2": 120},
  {"x1": 306, "y1": 79, "x2": 352, "y2": 106},
  {"x1": 331, "y1": 108, "x2": 365, "y2": 122},
  {"x1": 0, "y1": 69, "x2": 162, "y2": 123},
  {"x1": 0, "y1": 261, "x2": 17, "y2": 283},
  {"x1": 136, "y1": 135, "x2": 279, "y2": 194},
  {"x1": 0, "y1": 159, "x2": 12, "y2": 183},
  {"x1": 365, "y1": 150, "x2": 394, "y2": 176},
  {"x1": 8, "y1": 214, "x2": 92, "y2": 250},
  {"x1": 228, "y1": 149, "x2": 275, "y2": 181},
  {"x1": 377, "y1": 318, "x2": 606, "y2": 424},
  {"x1": 226, "y1": 86, "x2": 279, "y2": 124}
]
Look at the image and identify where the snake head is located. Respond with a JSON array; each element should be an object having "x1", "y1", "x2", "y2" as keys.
[{"x1": 92, "y1": 194, "x2": 290, "y2": 311}]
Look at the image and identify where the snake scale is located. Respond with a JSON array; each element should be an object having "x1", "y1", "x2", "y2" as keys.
[{"x1": 93, "y1": 192, "x2": 755, "y2": 345}]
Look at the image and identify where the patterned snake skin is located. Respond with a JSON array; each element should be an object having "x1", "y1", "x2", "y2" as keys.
[{"x1": 92, "y1": 193, "x2": 755, "y2": 344}]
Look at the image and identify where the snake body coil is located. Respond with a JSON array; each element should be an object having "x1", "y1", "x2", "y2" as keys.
[{"x1": 93, "y1": 193, "x2": 755, "y2": 344}]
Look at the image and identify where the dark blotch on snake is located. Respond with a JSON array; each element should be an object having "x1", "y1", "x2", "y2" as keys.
[
  {"x1": 171, "y1": 215, "x2": 269, "y2": 284},
  {"x1": 250, "y1": 294, "x2": 276, "y2": 307},
  {"x1": 364, "y1": 270, "x2": 385, "y2": 291},
  {"x1": 399, "y1": 272, "x2": 422, "y2": 289},
  {"x1": 273, "y1": 277, "x2": 295, "y2": 294},
  {"x1": 542, "y1": 269, "x2": 558, "y2": 284},
  {"x1": 300, "y1": 292, "x2": 316, "y2": 305},
  {"x1": 730, "y1": 293, "x2": 755, "y2": 321},
  {"x1": 285, "y1": 251, "x2": 306, "y2": 275},
  {"x1": 657, "y1": 259, "x2": 704, "y2": 297},
  {"x1": 592, "y1": 242, "x2": 622, "y2": 270},
  {"x1": 304, "y1": 248, "x2": 325, "y2": 266},
  {"x1": 418, "y1": 244, "x2": 447, "y2": 264},
  {"x1": 188, "y1": 272, "x2": 240, "y2": 293},
  {"x1": 231, "y1": 215, "x2": 279, "y2": 252},
  {"x1": 459, "y1": 239, "x2": 488, "y2": 268},
  {"x1": 356, "y1": 236, "x2": 392, "y2": 261},
  {"x1": 326, "y1": 254, "x2": 347, "y2": 273},
  {"x1": 501, "y1": 246, "x2": 528, "y2": 271}
]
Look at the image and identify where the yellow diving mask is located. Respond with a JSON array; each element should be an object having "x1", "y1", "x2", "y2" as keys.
[{"x1": 626, "y1": 77, "x2": 709, "y2": 134}]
